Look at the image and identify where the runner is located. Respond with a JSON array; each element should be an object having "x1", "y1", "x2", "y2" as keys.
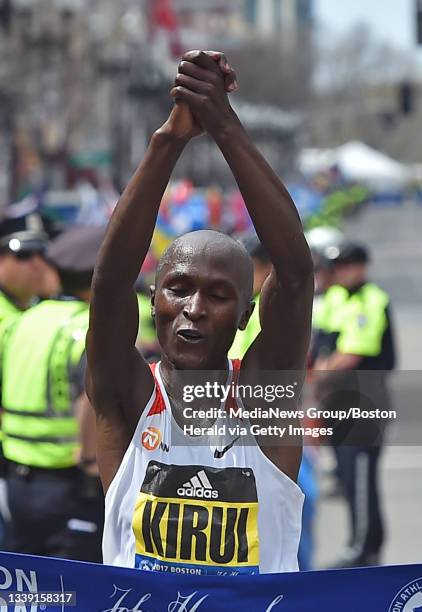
[{"x1": 86, "y1": 50, "x2": 314, "y2": 575}]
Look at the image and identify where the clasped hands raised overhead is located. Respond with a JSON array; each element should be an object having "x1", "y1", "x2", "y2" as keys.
[{"x1": 159, "y1": 49, "x2": 240, "y2": 142}]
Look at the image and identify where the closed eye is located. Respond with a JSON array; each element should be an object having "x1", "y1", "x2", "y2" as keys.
[
  {"x1": 211, "y1": 294, "x2": 230, "y2": 301},
  {"x1": 168, "y1": 287, "x2": 189, "y2": 297}
]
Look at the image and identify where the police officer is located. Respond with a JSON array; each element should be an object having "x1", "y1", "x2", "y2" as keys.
[
  {"x1": 314, "y1": 241, "x2": 396, "y2": 567},
  {"x1": 306, "y1": 226, "x2": 346, "y2": 365},
  {"x1": 0, "y1": 226, "x2": 105, "y2": 561},
  {"x1": 309, "y1": 252, "x2": 348, "y2": 365},
  {"x1": 0, "y1": 204, "x2": 50, "y2": 322},
  {"x1": 307, "y1": 242, "x2": 349, "y2": 501},
  {"x1": 0, "y1": 204, "x2": 52, "y2": 544}
]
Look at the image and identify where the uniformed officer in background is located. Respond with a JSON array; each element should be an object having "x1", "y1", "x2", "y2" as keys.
[
  {"x1": 314, "y1": 241, "x2": 396, "y2": 568},
  {"x1": 0, "y1": 204, "x2": 54, "y2": 545},
  {"x1": 306, "y1": 226, "x2": 345, "y2": 366},
  {"x1": 307, "y1": 229, "x2": 348, "y2": 500},
  {"x1": 0, "y1": 226, "x2": 105, "y2": 561},
  {"x1": 0, "y1": 204, "x2": 51, "y2": 322}
]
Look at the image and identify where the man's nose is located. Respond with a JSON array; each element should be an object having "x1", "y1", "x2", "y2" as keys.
[
  {"x1": 183, "y1": 292, "x2": 206, "y2": 320},
  {"x1": 29, "y1": 254, "x2": 44, "y2": 266}
]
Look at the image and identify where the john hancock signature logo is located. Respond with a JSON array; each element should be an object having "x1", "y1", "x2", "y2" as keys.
[{"x1": 101, "y1": 584, "x2": 284, "y2": 612}]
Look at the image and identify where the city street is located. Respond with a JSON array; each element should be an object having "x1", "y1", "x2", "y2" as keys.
[{"x1": 315, "y1": 201, "x2": 422, "y2": 568}]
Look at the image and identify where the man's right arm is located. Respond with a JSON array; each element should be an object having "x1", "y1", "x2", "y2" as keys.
[{"x1": 86, "y1": 106, "x2": 196, "y2": 489}]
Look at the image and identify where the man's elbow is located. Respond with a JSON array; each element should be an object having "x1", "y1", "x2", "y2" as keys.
[{"x1": 295, "y1": 246, "x2": 315, "y2": 286}]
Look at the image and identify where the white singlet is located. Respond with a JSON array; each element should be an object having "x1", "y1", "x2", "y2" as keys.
[{"x1": 103, "y1": 360, "x2": 304, "y2": 575}]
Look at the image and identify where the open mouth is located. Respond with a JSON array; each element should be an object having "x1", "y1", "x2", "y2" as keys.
[{"x1": 177, "y1": 329, "x2": 205, "y2": 342}]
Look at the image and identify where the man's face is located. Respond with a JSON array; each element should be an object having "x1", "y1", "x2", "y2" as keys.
[
  {"x1": 153, "y1": 250, "x2": 251, "y2": 370},
  {"x1": 0, "y1": 252, "x2": 50, "y2": 303},
  {"x1": 333, "y1": 262, "x2": 366, "y2": 289}
]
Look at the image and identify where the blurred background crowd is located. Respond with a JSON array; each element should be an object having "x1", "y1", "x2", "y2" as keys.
[{"x1": 0, "y1": 0, "x2": 421, "y2": 573}]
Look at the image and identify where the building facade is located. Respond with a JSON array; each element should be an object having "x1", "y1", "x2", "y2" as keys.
[
  {"x1": 243, "y1": 0, "x2": 313, "y2": 47},
  {"x1": 172, "y1": 0, "x2": 247, "y2": 49}
]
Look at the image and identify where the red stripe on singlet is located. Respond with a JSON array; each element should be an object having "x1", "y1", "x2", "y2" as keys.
[
  {"x1": 146, "y1": 359, "x2": 242, "y2": 417},
  {"x1": 226, "y1": 358, "x2": 241, "y2": 413},
  {"x1": 147, "y1": 363, "x2": 166, "y2": 416}
]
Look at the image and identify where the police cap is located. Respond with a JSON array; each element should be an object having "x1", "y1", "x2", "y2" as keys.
[
  {"x1": 46, "y1": 225, "x2": 105, "y2": 273},
  {"x1": 329, "y1": 241, "x2": 370, "y2": 265},
  {"x1": 0, "y1": 202, "x2": 48, "y2": 257},
  {"x1": 305, "y1": 226, "x2": 344, "y2": 253}
]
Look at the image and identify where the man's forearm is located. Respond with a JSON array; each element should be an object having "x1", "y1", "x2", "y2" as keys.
[
  {"x1": 93, "y1": 133, "x2": 186, "y2": 293},
  {"x1": 215, "y1": 123, "x2": 313, "y2": 285}
]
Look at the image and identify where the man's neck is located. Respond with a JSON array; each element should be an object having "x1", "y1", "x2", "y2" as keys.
[
  {"x1": 159, "y1": 355, "x2": 231, "y2": 427},
  {"x1": 345, "y1": 280, "x2": 367, "y2": 295}
]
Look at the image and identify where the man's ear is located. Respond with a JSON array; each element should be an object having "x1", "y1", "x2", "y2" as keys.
[
  {"x1": 150, "y1": 285, "x2": 156, "y2": 318},
  {"x1": 238, "y1": 300, "x2": 255, "y2": 331}
]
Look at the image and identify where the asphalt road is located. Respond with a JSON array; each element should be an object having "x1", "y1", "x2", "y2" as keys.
[{"x1": 314, "y1": 200, "x2": 422, "y2": 568}]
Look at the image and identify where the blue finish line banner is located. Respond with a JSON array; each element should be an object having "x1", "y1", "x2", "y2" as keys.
[{"x1": 0, "y1": 552, "x2": 422, "y2": 611}]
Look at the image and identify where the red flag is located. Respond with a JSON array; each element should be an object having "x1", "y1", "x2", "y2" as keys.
[
  {"x1": 151, "y1": 0, "x2": 178, "y2": 31},
  {"x1": 149, "y1": 0, "x2": 182, "y2": 57}
]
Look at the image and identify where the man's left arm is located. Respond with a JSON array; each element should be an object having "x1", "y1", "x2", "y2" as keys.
[{"x1": 172, "y1": 52, "x2": 314, "y2": 480}]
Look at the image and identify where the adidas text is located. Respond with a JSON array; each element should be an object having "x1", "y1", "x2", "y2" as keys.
[
  {"x1": 177, "y1": 487, "x2": 218, "y2": 499},
  {"x1": 177, "y1": 470, "x2": 219, "y2": 499}
]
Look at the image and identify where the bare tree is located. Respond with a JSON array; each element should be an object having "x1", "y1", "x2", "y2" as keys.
[
  {"x1": 316, "y1": 23, "x2": 416, "y2": 97},
  {"x1": 227, "y1": 33, "x2": 315, "y2": 110},
  {"x1": 308, "y1": 23, "x2": 420, "y2": 153}
]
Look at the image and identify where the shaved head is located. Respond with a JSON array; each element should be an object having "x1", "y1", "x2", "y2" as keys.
[{"x1": 156, "y1": 230, "x2": 253, "y2": 304}]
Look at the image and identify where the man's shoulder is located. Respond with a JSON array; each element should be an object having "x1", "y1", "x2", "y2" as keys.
[
  {"x1": 360, "y1": 282, "x2": 390, "y2": 308},
  {"x1": 325, "y1": 284, "x2": 349, "y2": 302}
]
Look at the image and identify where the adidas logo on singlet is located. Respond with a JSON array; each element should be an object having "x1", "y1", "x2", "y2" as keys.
[{"x1": 177, "y1": 470, "x2": 219, "y2": 499}]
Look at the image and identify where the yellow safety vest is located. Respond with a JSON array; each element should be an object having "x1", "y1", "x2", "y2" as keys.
[{"x1": 0, "y1": 299, "x2": 88, "y2": 468}]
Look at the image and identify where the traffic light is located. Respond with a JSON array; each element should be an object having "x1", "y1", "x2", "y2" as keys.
[
  {"x1": 0, "y1": 0, "x2": 12, "y2": 31},
  {"x1": 416, "y1": 0, "x2": 422, "y2": 44},
  {"x1": 399, "y1": 82, "x2": 414, "y2": 115}
]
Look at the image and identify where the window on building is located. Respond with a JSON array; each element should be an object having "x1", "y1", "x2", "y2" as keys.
[
  {"x1": 244, "y1": 0, "x2": 256, "y2": 25},
  {"x1": 273, "y1": 0, "x2": 282, "y2": 27},
  {"x1": 296, "y1": 0, "x2": 313, "y2": 24}
]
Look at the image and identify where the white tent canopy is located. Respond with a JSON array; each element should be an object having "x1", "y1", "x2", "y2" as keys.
[{"x1": 299, "y1": 141, "x2": 410, "y2": 189}]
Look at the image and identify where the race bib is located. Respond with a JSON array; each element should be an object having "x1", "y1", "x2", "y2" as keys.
[{"x1": 132, "y1": 461, "x2": 259, "y2": 575}]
